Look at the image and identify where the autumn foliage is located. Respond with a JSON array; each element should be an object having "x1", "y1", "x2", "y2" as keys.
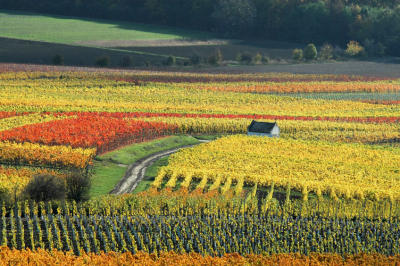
[
  {"x1": 0, "y1": 115, "x2": 177, "y2": 154},
  {"x1": 0, "y1": 247, "x2": 399, "y2": 265}
]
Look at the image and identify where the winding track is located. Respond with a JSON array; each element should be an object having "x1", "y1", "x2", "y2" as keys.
[{"x1": 110, "y1": 140, "x2": 209, "y2": 195}]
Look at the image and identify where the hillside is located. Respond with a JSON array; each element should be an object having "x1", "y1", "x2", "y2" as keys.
[{"x1": 0, "y1": 10, "x2": 302, "y2": 67}]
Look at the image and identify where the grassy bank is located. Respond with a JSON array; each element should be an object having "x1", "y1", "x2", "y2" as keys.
[{"x1": 90, "y1": 135, "x2": 200, "y2": 198}]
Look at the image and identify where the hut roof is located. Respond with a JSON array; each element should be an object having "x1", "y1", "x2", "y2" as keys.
[{"x1": 248, "y1": 120, "x2": 277, "y2": 133}]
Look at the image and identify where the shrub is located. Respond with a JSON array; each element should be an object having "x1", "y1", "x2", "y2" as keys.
[
  {"x1": 319, "y1": 43, "x2": 333, "y2": 60},
  {"x1": 163, "y1": 55, "x2": 176, "y2": 66},
  {"x1": 253, "y1": 53, "x2": 263, "y2": 64},
  {"x1": 52, "y1": 54, "x2": 64, "y2": 65},
  {"x1": 262, "y1": 55, "x2": 270, "y2": 64},
  {"x1": 292, "y1": 49, "x2": 303, "y2": 61},
  {"x1": 120, "y1": 56, "x2": 133, "y2": 67},
  {"x1": 66, "y1": 172, "x2": 91, "y2": 202},
  {"x1": 24, "y1": 174, "x2": 66, "y2": 202},
  {"x1": 303, "y1": 43, "x2": 318, "y2": 60},
  {"x1": 345, "y1": 41, "x2": 365, "y2": 57},
  {"x1": 95, "y1": 56, "x2": 110, "y2": 67},
  {"x1": 237, "y1": 51, "x2": 252, "y2": 64}
]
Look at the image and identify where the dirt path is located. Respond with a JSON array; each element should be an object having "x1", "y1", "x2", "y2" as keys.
[
  {"x1": 76, "y1": 39, "x2": 234, "y2": 47},
  {"x1": 110, "y1": 140, "x2": 209, "y2": 195}
]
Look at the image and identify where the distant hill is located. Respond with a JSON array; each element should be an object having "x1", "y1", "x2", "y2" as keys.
[
  {"x1": 1, "y1": 0, "x2": 400, "y2": 56},
  {"x1": 0, "y1": 10, "x2": 300, "y2": 68}
]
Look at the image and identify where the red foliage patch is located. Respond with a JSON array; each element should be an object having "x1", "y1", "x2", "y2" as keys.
[{"x1": 0, "y1": 115, "x2": 177, "y2": 154}]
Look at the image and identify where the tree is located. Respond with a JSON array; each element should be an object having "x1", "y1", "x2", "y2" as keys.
[
  {"x1": 95, "y1": 56, "x2": 110, "y2": 67},
  {"x1": 253, "y1": 53, "x2": 263, "y2": 64},
  {"x1": 345, "y1": 40, "x2": 365, "y2": 57},
  {"x1": 319, "y1": 43, "x2": 334, "y2": 60},
  {"x1": 163, "y1": 55, "x2": 176, "y2": 66},
  {"x1": 211, "y1": 0, "x2": 256, "y2": 37},
  {"x1": 236, "y1": 51, "x2": 252, "y2": 64},
  {"x1": 303, "y1": 43, "x2": 318, "y2": 60},
  {"x1": 120, "y1": 56, "x2": 133, "y2": 67},
  {"x1": 52, "y1": 54, "x2": 64, "y2": 65},
  {"x1": 24, "y1": 174, "x2": 66, "y2": 202},
  {"x1": 66, "y1": 172, "x2": 91, "y2": 202},
  {"x1": 292, "y1": 49, "x2": 303, "y2": 61}
]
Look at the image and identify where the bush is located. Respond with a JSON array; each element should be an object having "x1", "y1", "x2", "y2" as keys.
[
  {"x1": 303, "y1": 43, "x2": 318, "y2": 60},
  {"x1": 163, "y1": 55, "x2": 176, "y2": 66},
  {"x1": 24, "y1": 174, "x2": 66, "y2": 202},
  {"x1": 95, "y1": 56, "x2": 110, "y2": 67},
  {"x1": 66, "y1": 172, "x2": 91, "y2": 202},
  {"x1": 319, "y1": 43, "x2": 333, "y2": 60},
  {"x1": 292, "y1": 49, "x2": 303, "y2": 61},
  {"x1": 345, "y1": 41, "x2": 365, "y2": 57},
  {"x1": 236, "y1": 51, "x2": 252, "y2": 64},
  {"x1": 262, "y1": 55, "x2": 270, "y2": 64},
  {"x1": 120, "y1": 56, "x2": 133, "y2": 67},
  {"x1": 253, "y1": 53, "x2": 263, "y2": 64},
  {"x1": 52, "y1": 54, "x2": 64, "y2": 65}
]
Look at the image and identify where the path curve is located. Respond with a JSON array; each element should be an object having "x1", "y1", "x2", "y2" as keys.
[{"x1": 110, "y1": 140, "x2": 209, "y2": 195}]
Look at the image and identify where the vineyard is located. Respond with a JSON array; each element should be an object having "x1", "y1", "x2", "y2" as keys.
[
  {"x1": 154, "y1": 135, "x2": 400, "y2": 201},
  {"x1": 1, "y1": 198, "x2": 400, "y2": 256},
  {"x1": 0, "y1": 66, "x2": 400, "y2": 263}
]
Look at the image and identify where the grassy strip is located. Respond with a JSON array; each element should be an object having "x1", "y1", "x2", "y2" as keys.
[{"x1": 89, "y1": 135, "x2": 200, "y2": 198}]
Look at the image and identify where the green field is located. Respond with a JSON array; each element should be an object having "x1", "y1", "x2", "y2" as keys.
[
  {"x1": 0, "y1": 10, "x2": 211, "y2": 44},
  {"x1": 0, "y1": 10, "x2": 217, "y2": 66}
]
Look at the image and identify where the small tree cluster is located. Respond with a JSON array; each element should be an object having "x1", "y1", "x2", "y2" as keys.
[
  {"x1": 24, "y1": 173, "x2": 91, "y2": 202},
  {"x1": 319, "y1": 44, "x2": 334, "y2": 60},
  {"x1": 293, "y1": 43, "x2": 336, "y2": 62},
  {"x1": 292, "y1": 44, "x2": 318, "y2": 62},
  {"x1": 345, "y1": 41, "x2": 365, "y2": 57},
  {"x1": 236, "y1": 51, "x2": 269, "y2": 65},
  {"x1": 95, "y1": 56, "x2": 110, "y2": 67},
  {"x1": 24, "y1": 174, "x2": 66, "y2": 202},
  {"x1": 303, "y1": 43, "x2": 318, "y2": 60},
  {"x1": 292, "y1": 49, "x2": 303, "y2": 61}
]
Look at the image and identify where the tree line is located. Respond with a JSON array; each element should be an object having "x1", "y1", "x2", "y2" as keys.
[{"x1": 2, "y1": 0, "x2": 400, "y2": 56}]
